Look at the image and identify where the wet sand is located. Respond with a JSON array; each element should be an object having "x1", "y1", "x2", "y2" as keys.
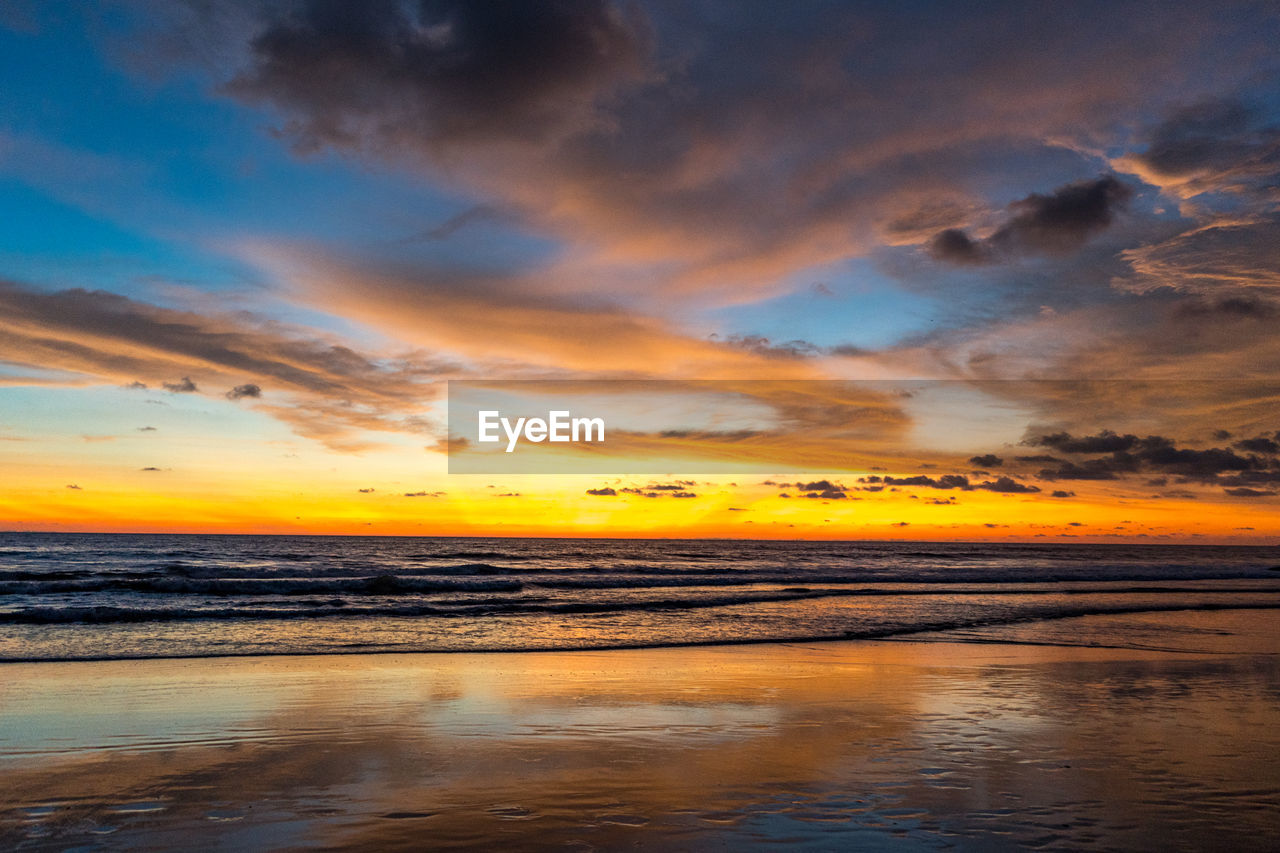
[{"x1": 2, "y1": 609, "x2": 1278, "y2": 850}]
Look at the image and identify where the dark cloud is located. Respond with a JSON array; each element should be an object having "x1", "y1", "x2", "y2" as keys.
[
  {"x1": 827, "y1": 344, "x2": 872, "y2": 358},
  {"x1": 1235, "y1": 436, "x2": 1280, "y2": 454},
  {"x1": 804, "y1": 489, "x2": 846, "y2": 500},
  {"x1": 410, "y1": 205, "x2": 508, "y2": 242},
  {"x1": 1050, "y1": 490, "x2": 1076, "y2": 498},
  {"x1": 1224, "y1": 487, "x2": 1276, "y2": 497},
  {"x1": 163, "y1": 376, "x2": 198, "y2": 393},
  {"x1": 883, "y1": 474, "x2": 971, "y2": 490},
  {"x1": 996, "y1": 176, "x2": 1135, "y2": 254},
  {"x1": 929, "y1": 176, "x2": 1133, "y2": 264},
  {"x1": 1172, "y1": 296, "x2": 1278, "y2": 320},
  {"x1": 616, "y1": 483, "x2": 698, "y2": 498},
  {"x1": 927, "y1": 228, "x2": 990, "y2": 265},
  {"x1": 977, "y1": 476, "x2": 1040, "y2": 494},
  {"x1": 1027, "y1": 428, "x2": 1270, "y2": 483},
  {"x1": 1131, "y1": 98, "x2": 1280, "y2": 197},
  {"x1": 403, "y1": 491, "x2": 444, "y2": 497},
  {"x1": 227, "y1": 0, "x2": 649, "y2": 151},
  {"x1": 770, "y1": 480, "x2": 851, "y2": 499},
  {"x1": 721, "y1": 335, "x2": 821, "y2": 359},
  {"x1": 656, "y1": 429, "x2": 762, "y2": 441},
  {"x1": 66, "y1": 484, "x2": 81, "y2": 490},
  {"x1": 358, "y1": 487, "x2": 375, "y2": 493},
  {"x1": 876, "y1": 473, "x2": 1038, "y2": 493},
  {"x1": 1031, "y1": 430, "x2": 1140, "y2": 454},
  {"x1": 969, "y1": 454, "x2": 1003, "y2": 468},
  {"x1": 794, "y1": 480, "x2": 844, "y2": 493},
  {"x1": 137, "y1": 426, "x2": 157, "y2": 431},
  {"x1": 140, "y1": 466, "x2": 162, "y2": 471},
  {"x1": 226, "y1": 383, "x2": 262, "y2": 400},
  {"x1": 585, "y1": 487, "x2": 617, "y2": 496},
  {"x1": 1036, "y1": 460, "x2": 1120, "y2": 480}
]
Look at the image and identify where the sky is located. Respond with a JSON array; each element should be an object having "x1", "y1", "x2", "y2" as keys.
[{"x1": 2, "y1": 0, "x2": 1280, "y2": 541}]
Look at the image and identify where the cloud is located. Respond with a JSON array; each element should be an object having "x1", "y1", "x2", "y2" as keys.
[
  {"x1": 246, "y1": 245, "x2": 829, "y2": 378},
  {"x1": 1036, "y1": 460, "x2": 1121, "y2": 480},
  {"x1": 226, "y1": 383, "x2": 262, "y2": 400},
  {"x1": 1118, "y1": 219, "x2": 1280, "y2": 297},
  {"x1": 65, "y1": 484, "x2": 81, "y2": 490},
  {"x1": 16, "y1": 4, "x2": 1280, "y2": 478},
  {"x1": 195, "y1": 0, "x2": 1280, "y2": 307},
  {"x1": 403, "y1": 491, "x2": 444, "y2": 498},
  {"x1": 616, "y1": 483, "x2": 699, "y2": 498},
  {"x1": 929, "y1": 176, "x2": 1133, "y2": 265},
  {"x1": 1032, "y1": 430, "x2": 1140, "y2": 454},
  {"x1": 585, "y1": 487, "x2": 617, "y2": 496},
  {"x1": 883, "y1": 474, "x2": 972, "y2": 490},
  {"x1": 1121, "y1": 98, "x2": 1280, "y2": 200},
  {"x1": 409, "y1": 205, "x2": 510, "y2": 242},
  {"x1": 1235, "y1": 436, "x2": 1280, "y2": 454},
  {"x1": 226, "y1": 0, "x2": 650, "y2": 152},
  {"x1": 0, "y1": 279, "x2": 455, "y2": 450},
  {"x1": 968, "y1": 454, "x2": 1003, "y2": 468},
  {"x1": 1026, "y1": 428, "x2": 1271, "y2": 484},
  {"x1": 872, "y1": 473, "x2": 1039, "y2": 493},
  {"x1": 357, "y1": 488, "x2": 375, "y2": 493},
  {"x1": 1224, "y1": 487, "x2": 1276, "y2": 497},
  {"x1": 720, "y1": 335, "x2": 821, "y2": 360},
  {"x1": 977, "y1": 476, "x2": 1040, "y2": 494}
]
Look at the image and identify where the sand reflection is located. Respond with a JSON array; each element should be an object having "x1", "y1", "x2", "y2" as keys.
[{"x1": 1, "y1": 613, "x2": 1278, "y2": 850}]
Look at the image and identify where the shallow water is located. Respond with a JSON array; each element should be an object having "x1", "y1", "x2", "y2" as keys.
[
  {"x1": 1, "y1": 610, "x2": 1277, "y2": 851},
  {"x1": 2, "y1": 533, "x2": 1278, "y2": 660}
]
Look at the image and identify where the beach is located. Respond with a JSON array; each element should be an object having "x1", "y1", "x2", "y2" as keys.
[{"x1": 3, "y1": 609, "x2": 1277, "y2": 851}]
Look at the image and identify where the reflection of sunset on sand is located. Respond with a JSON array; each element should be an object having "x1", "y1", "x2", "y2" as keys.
[{"x1": 3, "y1": 611, "x2": 1277, "y2": 849}]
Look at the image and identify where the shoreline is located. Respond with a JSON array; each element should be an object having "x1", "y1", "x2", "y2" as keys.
[{"x1": 2, "y1": 602, "x2": 1277, "y2": 666}]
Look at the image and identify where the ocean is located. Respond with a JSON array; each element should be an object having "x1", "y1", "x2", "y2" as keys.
[{"x1": 1, "y1": 533, "x2": 1278, "y2": 661}]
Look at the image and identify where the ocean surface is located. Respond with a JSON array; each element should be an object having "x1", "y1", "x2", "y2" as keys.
[{"x1": 1, "y1": 533, "x2": 1278, "y2": 661}]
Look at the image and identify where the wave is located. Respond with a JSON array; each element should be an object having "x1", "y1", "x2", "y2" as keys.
[
  {"x1": 0, "y1": 574, "x2": 525, "y2": 597},
  {"x1": 0, "y1": 587, "x2": 863, "y2": 624},
  {"x1": 3, "y1": 571, "x2": 1277, "y2": 598},
  {"x1": 2, "y1": 601, "x2": 1276, "y2": 662},
  {"x1": 412, "y1": 551, "x2": 534, "y2": 561}
]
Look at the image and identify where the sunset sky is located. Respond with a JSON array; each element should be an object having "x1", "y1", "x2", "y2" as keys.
[{"x1": 2, "y1": 0, "x2": 1280, "y2": 540}]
